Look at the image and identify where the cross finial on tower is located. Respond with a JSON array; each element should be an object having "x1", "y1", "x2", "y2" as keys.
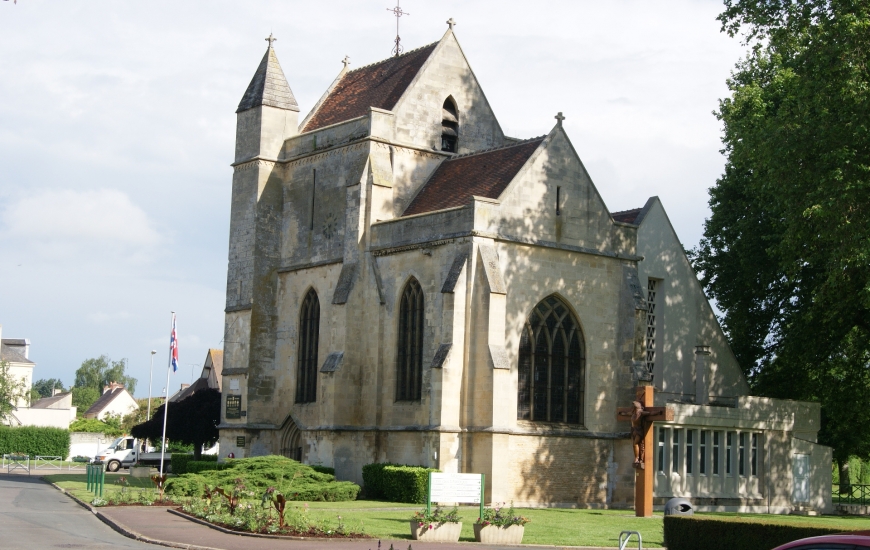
[
  {"x1": 555, "y1": 112, "x2": 566, "y2": 126},
  {"x1": 386, "y1": 1, "x2": 409, "y2": 57},
  {"x1": 447, "y1": 18, "x2": 457, "y2": 30},
  {"x1": 342, "y1": 55, "x2": 351, "y2": 69},
  {"x1": 265, "y1": 33, "x2": 277, "y2": 47}
]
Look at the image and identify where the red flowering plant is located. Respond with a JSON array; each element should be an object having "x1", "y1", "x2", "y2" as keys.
[
  {"x1": 475, "y1": 501, "x2": 529, "y2": 527},
  {"x1": 412, "y1": 505, "x2": 461, "y2": 530}
]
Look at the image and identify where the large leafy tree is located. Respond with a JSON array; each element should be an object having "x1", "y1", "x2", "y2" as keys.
[
  {"x1": 0, "y1": 361, "x2": 28, "y2": 422},
  {"x1": 74, "y1": 355, "x2": 137, "y2": 396},
  {"x1": 131, "y1": 388, "x2": 220, "y2": 460},
  {"x1": 31, "y1": 378, "x2": 65, "y2": 401},
  {"x1": 692, "y1": 0, "x2": 870, "y2": 488}
]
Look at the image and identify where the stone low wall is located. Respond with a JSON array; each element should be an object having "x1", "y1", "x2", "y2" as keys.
[{"x1": 69, "y1": 431, "x2": 107, "y2": 461}]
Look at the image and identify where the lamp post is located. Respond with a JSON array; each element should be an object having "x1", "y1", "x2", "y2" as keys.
[{"x1": 147, "y1": 350, "x2": 157, "y2": 418}]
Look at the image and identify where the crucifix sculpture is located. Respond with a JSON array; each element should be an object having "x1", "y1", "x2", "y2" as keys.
[{"x1": 617, "y1": 385, "x2": 674, "y2": 517}]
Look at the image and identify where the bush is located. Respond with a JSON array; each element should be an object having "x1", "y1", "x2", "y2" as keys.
[
  {"x1": 311, "y1": 465, "x2": 335, "y2": 476},
  {"x1": 664, "y1": 516, "x2": 854, "y2": 550},
  {"x1": 0, "y1": 426, "x2": 70, "y2": 458},
  {"x1": 165, "y1": 455, "x2": 360, "y2": 501},
  {"x1": 69, "y1": 418, "x2": 122, "y2": 437},
  {"x1": 362, "y1": 462, "x2": 438, "y2": 504},
  {"x1": 170, "y1": 453, "x2": 194, "y2": 475},
  {"x1": 187, "y1": 460, "x2": 231, "y2": 474}
]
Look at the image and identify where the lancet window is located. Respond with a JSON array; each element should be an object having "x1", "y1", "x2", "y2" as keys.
[
  {"x1": 396, "y1": 278, "x2": 424, "y2": 401},
  {"x1": 295, "y1": 288, "x2": 320, "y2": 404},
  {"x1": 440, "y1": 98, "x2": 459, "y2": 152},
  {"x1": 517, "y1": 296, "x2": 585, "y2": 424}
]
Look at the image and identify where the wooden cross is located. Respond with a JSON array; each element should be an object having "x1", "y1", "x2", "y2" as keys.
[{"x1": 616, "y1": 385, "x2": 674, "y2": 517}]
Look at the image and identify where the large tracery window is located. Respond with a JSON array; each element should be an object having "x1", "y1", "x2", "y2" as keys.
[
  {"x1": 517, "y1": 296, "x2": 585, "y2": 424},
  {"x1": 296, "y1": 288, "x2": 320, "y2": 404},
  {"x1": 396, "y1": 278, "x2": 424, "y2": 401}
]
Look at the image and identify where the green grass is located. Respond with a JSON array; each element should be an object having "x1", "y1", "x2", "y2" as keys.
[{"x1": 40, "y1": 474, "x2": 870, "y2": 547}]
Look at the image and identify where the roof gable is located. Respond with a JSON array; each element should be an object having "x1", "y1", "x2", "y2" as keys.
[
  {"x1": 302, "y1": 43, "x2": 437, "y2": 132},
  {"x1": 403, "y1": 138, "x2": 544, "y2": 216},
  {"x1": 237, "y1": 45, "x2": 299, "y2": 113},
  {"x1": 84, "y1": 387, "x2": 131, "y2": 416}
]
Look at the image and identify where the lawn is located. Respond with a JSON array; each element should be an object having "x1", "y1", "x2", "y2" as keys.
[{"x1": 41, "y1": 473, "x2": 870, "y2": 547}]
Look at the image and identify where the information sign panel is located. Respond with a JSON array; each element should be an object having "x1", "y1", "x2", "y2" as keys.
[
  {"x1": 226, "y1": 395, "x2": 241, "y2": 419},
  {"x1": 430, "y1": 473, "x2": 482, "y2": 503}
]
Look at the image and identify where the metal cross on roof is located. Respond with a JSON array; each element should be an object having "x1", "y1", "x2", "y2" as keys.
[
  {"x1": 265, "y1": 33, "x2": 277, "y2": 47},
  {"x1": 386, "y1": 1, "x2": 409, "y2": 57}
]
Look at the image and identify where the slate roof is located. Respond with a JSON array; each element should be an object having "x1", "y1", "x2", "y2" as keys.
[
  {"x1": 611, "y1": 208, "x2": 643, "y2": 224},
  {"x1": 169, "y1": 349, "x2": 223, "y2": 403},
  {"x1": 84, "y1": 387, "x2": 129, "y2": 417},
  {"x1": 31, "y1": 392, "x2": 71, "y2": 409},
  {"x1": 0, "y1": 340, "x2": 33, "y2": 364},
  {"x1": 237, "y1": 46, "x2": 299, "y2": 113},
  {"x1": 403, "y1": 137, "x2": 545, "y2": 216},
  {"x1": 302, "y1": 43, "x2": 437, "y2": 132}
]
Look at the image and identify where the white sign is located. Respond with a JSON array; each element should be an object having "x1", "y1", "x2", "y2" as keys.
[{"x1": 430, "y1": 473, "x2": 482, "y2": 504}]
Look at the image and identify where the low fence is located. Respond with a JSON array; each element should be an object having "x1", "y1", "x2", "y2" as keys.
[
  {"x1": 2, "y1": 454, "x2": 88, "y2": 473},
  {"x1": 834, "y1": 484, "x2": 870, "y2": 506}
]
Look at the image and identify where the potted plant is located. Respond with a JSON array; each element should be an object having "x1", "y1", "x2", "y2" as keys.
[
  {"x1": 410, "y1": 505, "x2": 462, "y2": 542},
  {"x1": 474, "y1": 502, "x2": 529, "y2": 544}
]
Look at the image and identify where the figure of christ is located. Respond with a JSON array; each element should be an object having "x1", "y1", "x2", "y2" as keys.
[{"x1": 620, "y1": 400, "x2": 654, "y2": 469}]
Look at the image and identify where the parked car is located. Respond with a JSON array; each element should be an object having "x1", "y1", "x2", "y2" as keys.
[{"x1": 772, "y1": 530, "x2": 870, "y2": 549}]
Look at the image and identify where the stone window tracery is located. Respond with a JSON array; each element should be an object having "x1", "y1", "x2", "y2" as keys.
[
  {"x1": 396, "y1": 278, "x2": 424, "y2": 401},
  {"x1": 296, "y1": 288, "x2": 320, "y2": 404},
  {"x1": 517, "y1": 296, "x2": 585, "y2": 424},
  {"x1": 440, "y1": 98, "x2": 458, "y2": 153}
]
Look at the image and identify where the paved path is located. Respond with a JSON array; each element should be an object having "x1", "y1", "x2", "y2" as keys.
[{"x1": 0, "y1": 474, "x2": 157, "y2": 550}]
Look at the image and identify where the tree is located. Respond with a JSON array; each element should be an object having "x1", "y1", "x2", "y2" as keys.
[
  {"x1": 0, "y1": 361, "x2": 28, "y2": 422},
  {"x1": 74, "y1": 355, "x2": 137, "y2": 396},
  {"x1": 130, "y1": 388, "x2": 220, "y2": 460},
  {"x1": 692, "y1": 0, "x2": 870, "y2": 490},
  {"x1": 31, "y1": 378, "x2": 65, "y2": 401},
  {"x1": 71, "y1": 386, "x2": 101, "y2": 412}
]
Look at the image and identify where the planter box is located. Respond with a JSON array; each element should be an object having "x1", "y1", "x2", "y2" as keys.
[
  {"x1": 474, "y1": 524, "x2": 525, "y2": 544},
  {"x1": 409, "y1": 520, "x2": 462, "y2": 542},
  {"x1": 130, "y1": 466, "x2": 152, "y2": 478}
]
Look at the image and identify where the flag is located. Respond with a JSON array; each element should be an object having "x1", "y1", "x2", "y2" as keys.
[{"x1": 170, "y1": 314, "x2": 178, "y2": 372}]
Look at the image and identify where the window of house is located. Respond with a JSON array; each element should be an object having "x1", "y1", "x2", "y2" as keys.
[
  {"x1": 713, "y1": 431, "x2": 720, "y2": 475},
  {"x1": 517, "y1": 296, "x2": 585, "y2": 424},
  {"x1": 396, "y1": 278, "x2": 424, "y2": 401},
  {"x1": 727, "y1": 431, "x2": 734, "y2": 475},
  {"x1": 440, "y1": 98, "x2": 459, "y2": 152},
  {"x1": 751, "y1": 433, "x2": 759, "y2": 476},
  {"x1": 739, "y1": 432, "x2": 746, "y2": 476},
  {"x1": 657, "y1": 428, "x2": 666, "y2": 473},
  {"x1": 672, "y1": 429, "x2": 680, "y2": 473},
  {"x1": 686, "y1": 430, "x2": 694, "y2": 475},
  {"x1": 296, "y1": 288, "x2": 320, "y2": 404},
  {"x1": 700, "y1": 431, "x2": 707, "y2": 475}
]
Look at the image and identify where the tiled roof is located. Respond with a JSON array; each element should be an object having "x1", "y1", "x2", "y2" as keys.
[
  {"x1": 302, "y1": 43, "x2": 437, "y2": 132},
  {"x1": 31, "y1": 392, "x2": 71, "y2": 409},
  {"x1": 84, "y1": 387, "x2": 127, "y2": 416},
  {"x1": 611, "y1": 208, "x2": 643, "y2": 224},
  {"x1": 0, "y1": 341, "x2": 33, "y2": 364},
  {"x1": 237, "y1": 46, "x2": 299, "y2": 113},
  {"x1": 403, "y1": 137, "x2": 545, "y2": 216}
]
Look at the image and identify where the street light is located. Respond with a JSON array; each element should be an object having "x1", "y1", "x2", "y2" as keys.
[{"x1": 147, "y1": 350, "x2": 157, "y2": 418}]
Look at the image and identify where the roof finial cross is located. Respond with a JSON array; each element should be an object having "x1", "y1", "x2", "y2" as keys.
[
  {"x1": 342, "y1": 55, "x2": 351, "y2": 69},
  {"x1": 447, "y1": 18, "x2": 457, "y2": 30},
  {"x1": 386, "y1": 1, "x2": 409, "y2": 57},
  {"x1": 265, "y1": 33, "x2": 277, "y2": 47},
  {"x1": 555, "y1": 112, "x2": 565, "y2": 126}
]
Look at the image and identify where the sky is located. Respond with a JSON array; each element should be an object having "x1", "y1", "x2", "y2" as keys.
[{"x1": 0, "y1": 0, "x2": 747, "y2": 398}]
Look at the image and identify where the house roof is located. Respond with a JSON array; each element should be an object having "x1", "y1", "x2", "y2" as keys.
[
  {"x1": 0, "y1": 340, "x2": 33, "y2": 364},
  {"x1": 84, "y1": 386, "x2": 130, "y2": 417},
  {"x1": 237, "y1": 45, "x2": 299, "y2": 113},
  {"x1": 403, "y1": 137, "x2": 545, "y2": 216},
  {"x1": 169, "y1": 348, "x2": 224, "y2": 403},
  {"x1": 302, "y1": 43, "x2": 437, "y2": 132},
  {"x1": 31, "y1": 392, "x2": 71, "y2": 409},
  {"x1": 611, "y1": 208, "x2": 643, "y2": 224}
]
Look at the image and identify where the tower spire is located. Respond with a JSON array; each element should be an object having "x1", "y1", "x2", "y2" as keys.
[{"x1": 236, "y1": 36, "x2": 299, "y2": 114}]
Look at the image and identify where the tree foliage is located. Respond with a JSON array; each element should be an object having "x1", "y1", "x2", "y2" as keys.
[
  {"x1": 131, "y1": 388, "x2": 220, "y2": 460},
  {"x1": 692, "y1": 0, "x2": 870, "y2": 477},
  {"x1": 74, "y1": 355, "x2": 137, "y2": 395},
  {"x1": 31, "y1": 378, "x2": 65, "y2": 401},
  {"x1": 71, "y1": 386, "x2": 101, "y2": 412},
  {"x1": 0, "y1": 361, "x2": 28, "y2": 422}
]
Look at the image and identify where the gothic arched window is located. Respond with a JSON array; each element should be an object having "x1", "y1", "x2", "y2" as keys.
[
  {"x1": 440, "y1": 98, "x2": 458, "y2": 153},
  {"x1": 296, "y1": 288, "x2": 320, "y2": 404},
  {"x1": 396, "y1": 278, "x2": 424, "y2": 401},
  {"x1": 517, "y1": 296, "x2": 585, "y2": 424}
]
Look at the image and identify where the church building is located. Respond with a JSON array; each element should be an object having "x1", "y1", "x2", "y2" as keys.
[{"x1": 218, "y1": 23, "x2": 831, "y2": 513}]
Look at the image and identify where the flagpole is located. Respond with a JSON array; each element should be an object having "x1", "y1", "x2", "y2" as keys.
[{"x1": 159, "y1": 311, "x2": 175, "y2": 476}]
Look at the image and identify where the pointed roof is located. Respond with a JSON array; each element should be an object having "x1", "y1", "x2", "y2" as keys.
[
  {"x1": 302, "y1": 43, "x2": 438, "y2": 132},
  {"x1": 611, "y1": 208, "x2": 643, "y2": 224},
  {"x1": 237, "y1": 45, "x2": 299, "y2": 113},
  {"x1": 403, "y1": 137, "x2": 545, "y2": 216}
]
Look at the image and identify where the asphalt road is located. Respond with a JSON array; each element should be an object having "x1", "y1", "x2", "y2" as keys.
[{"x1": 0, "y1": 474, "x2": 157, "y2": 550}]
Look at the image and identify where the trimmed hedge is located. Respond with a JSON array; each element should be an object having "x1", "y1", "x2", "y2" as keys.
[
  {"x1": 165, "y1": 455, "x2": 360, "y2": 501},
  {"x1": 311, "y1": 465, "x2": 335, "y2": 476},
  {"x1": 186, "y1": 460, "x2": 232, "y2": 474},
  {"x1": 0, "y1": 426, "x2": 70, "y2": 458},
  {"x1": 362, "y1": 462, "x2": 438, "y2": 504},
  {"x1": 170, "y1": 453, "x2": 217, "y2": 474},
  {"x1": 664, "y1": 515, "x2": 855, "y2": 550}
]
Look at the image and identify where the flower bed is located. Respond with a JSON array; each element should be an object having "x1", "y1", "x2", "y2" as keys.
[
  {"x1": 410, "y1": 505, "x2": 461, "y2": 542},
  {"x1": 474, "y1": 502, "x2": 529, "y2": 544}
]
